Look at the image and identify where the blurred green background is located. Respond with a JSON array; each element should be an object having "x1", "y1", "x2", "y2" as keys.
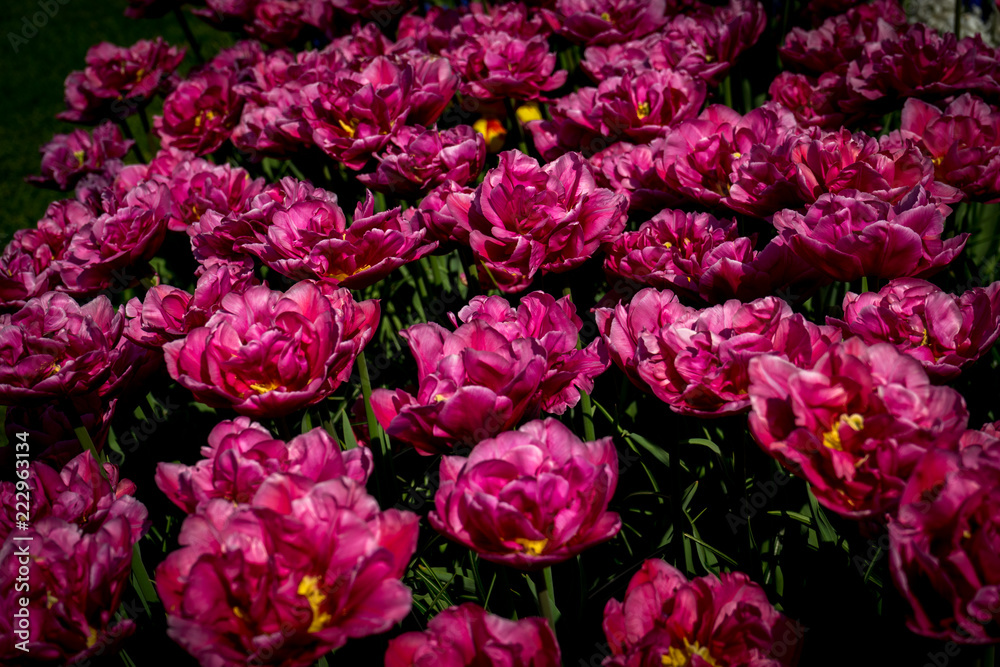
[{"x1": 0, "y1": 0, "x2": 227, "y2": 242}]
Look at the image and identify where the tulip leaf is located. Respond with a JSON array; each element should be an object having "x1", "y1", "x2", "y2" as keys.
[
  {"x1": 807, "y1": 486, "x2": 839, "y2": 544},
  {"x1": 684, "y1": 437, "x2": 721, "y2": 457},
  {"x1": 340, "y1": 411, "x2": 358, "y2": 449},
  {"x1": 626, "y1": 431, "x2": 670, "y2": 468}
]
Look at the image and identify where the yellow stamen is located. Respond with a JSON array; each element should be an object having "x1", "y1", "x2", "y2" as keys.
[
  {"x1": 821, "y1": 413, "x2": 865, "y2": 452},
  {"x1": 338, "y1": 118, "x2": 359, "y2": 138},
  {"x1": 600, "y1": 11, "x2": 611, "y2": 20},
  {"x1": 86, "y1": 626, "x2": 99, "y2": 649},
  {"x1": 297, "y1": 575, "x2": 332, "y2": 633},
  {"x1": 248, "y1": 380, "x2": 281, "y2": 394},
  {"x1": 662, "y1": 639, "x2": 718, "y2": 666},
  {"x1": 326, "y1": 263, "x2": 372, "y2": 282},
  {"x1": 514, "y1": 537, "x2": 548, "y2": 556},
  {"x1": 73, "y1": 150, "x2": 86, "y2": 167},
  {"x1": 637, "y1": 101, "x2": 651, "y2": 119}
]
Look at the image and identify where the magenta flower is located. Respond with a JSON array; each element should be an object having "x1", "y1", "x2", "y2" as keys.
[
  {"x1": 0, "y1": 292, "x2": 124, "y2": 404},
  {"x1": 789, "y1": 128, "x2": 962, "y2": 208},
  {"x1": 56, "y1": 181, "x2": 172, "y2": 296},
  {"x1": 27, "y1": 122, "x2": 132, "y2": 190},
  {"x1": 773, "y1": 187, "x2": 967, "y2": 282},
  {"x1": 58, "y1": 37, "x2": 186, "y2": 123},
  {"x1": 524, "y1": 87, "x2": 605, "y2": 161},
  {"x1": 468, "y1": 149, "x2": 628, "y2": 292},
  {"x1": 443, "y1": 5, "x2": 566, "y2": 101},
  {"x1": 889, "y1": 439, "x2": 1000, "y2": 642},
  {"x1": 602, "y1": 559, "x2": 802, "y2": 667},
  {"x1": 885, "y1": 94, "x2": 1000, "y2": 202},
  {"x1": 157, "y1": 476, "x2": 418, "y2": 667},
  {"x1": 635, "y1": 295, "x2": 839, "y2": 416},
  {"x1": 241, "y1": 188, "x2": 438, "y2": 289},
  {"x1": 429, "y1": 418, "x2": 621, "y2": 569},
  {"x1": 657, "y1": 103, "x2": 799, "y2": 211},
  {"x1": 843, "y1": 25, "x2": 1000, "y2": 114},
  {"x1": 154, "y1": 70, "x2": 245, "y2": 156},
  {"x1": 581, "y1": 1, "x2": 766, "y2": 88},
  {"x1": 768, "y1": 71, "x2": 849, "y2": 130},
  {"x1": 748, "y1": 338, "x2": 969, "y2": 518},
  {"x1": 596, "y1": 287, "x2": 695, "y2": 390},
  {"x1": 303, "y1": 56, "x2": 413, "y2": 169},
  {"x1": 603, "y1": 208, "x2": 744, "y2": 299},
  {"x1": 156, "y1": 416, "x2": 373, "y2": 513},
  {"x1": 590, "y1": 140, "x2": 680, "y2": 212},
  {"x1": 163, "y1": 281, "x2": 379, "y2": 417},
  {"x1": 0, "y1": 451, "x2": 148, "y2": 664},
  {"x1": 124, "y1": 260, "x2": 258, "y2": 348},
  {"x1": 358, "y1": 124, "x2": 485, "y2": 196},
  {"x1": 596, "y1": 69, "x2": 707, "y2": 143},
  {"x1": 779, "y1": 0, "x2": 908, "y2": 75},
  {"x1": 153, "y1": 150, "x2": 266, "y2": 232},
  {"x1": 554, "y1": 0, "x2": 670, "y2": 45},
  {"x1": 829, "y1": 278, "x2": 1000, "y2": 381},
  {"x1": 385, "y1": 603, "x2": 561, "y2": 667},
  {"x1": 371, "y1": 292, "x2": 606, "y2": 453},
  {"x1": 410, "y1": 180, "x2": 475, "y2": 245}
]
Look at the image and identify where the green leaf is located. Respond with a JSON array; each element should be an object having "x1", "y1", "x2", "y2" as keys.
[
  {"x1": 626, "y1": 431, "x2": 670, "y2": 468},
  {"x1": 684, "y1": 437, "x2": 721, "y2": 456},
  {"x1": 807, "y1": 486, "x2": 839, "y2": 544}
]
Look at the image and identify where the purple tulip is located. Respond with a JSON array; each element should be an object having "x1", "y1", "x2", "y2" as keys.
[
  {"x1": 358, "y1": 124, "x2": 485, "y2": 196},
  {"x1": 371, "y1": 292, "x2": 606, "y2": 453},
  {"x1": 303, "y1": 56, "x2": 413, "y2": 169},
  {"x1": 157, "y1": 475, "x2": 418, "y2": 666},
  {"x1": 429, "y1": 418, "x2": 621, "y2": 569},
  {"x1": 889, "y1": 439, "x2": 1000, "y2": 642},
  {"x1": 56, "y1": 180, "x2": 172, "y2": 296},
  {"x1": 444, "y1": 4, "x2": 566, "y2": 101},
  {"x1": 596, "y1": 69, "x2": 706, "y2": 143},
  {"x1": 240, "y1": 187, "x2": 437, "y2": 289},
  {"x1": 27, "y1": 122, "x2": 132, "y2": 190},
  {"x1": 58, "y1": 38, "x2": 185, "y2": 123},
  {"x1": 829, "y1": 278, "x2": 1000, "y2": 381},
  {"x1": 0, "y1": 292, "x2": 124, "y2": 404},
  {"x1": 163, "y1": 281, "x2": 379, "y2": 417},
  {"x1": 635, "y1": 295, "x2": 839, "y2": 416},
  {"x1": 385, "y1": 603, "x2": 561, "y2": 667},
  {"x1": 124, "y1": 260, "x2": 258, "y2": 348},
  {"x1": 0, "y1": 451, "x2": 149, "y2": 664},
  {"x1": 884, "y1": 94, "x2": 1000, "y2": 202},
  {"x1": 468, "y1": 149, "x2": 628, "y2": 292},
  {"x1": 773, "y1": 187, "x2": 967, "y2": 282},
  {"x1": 554, "y1": 0, "x2": 671, "y2": 45},
  {"x1": 156, "y1": 416, "x2": 373, "y2": 513},
  {"x1": 602, "y1": 559, "x2": 802, "y2": 667},
  {"x1": 409, "y1": 180, "x2": 475, "y2": 245},
  {"x1": 748, "y1": 338, "x2": 969, "y2": 518},
  {"x1": 154, "y1": 70, "x2": 245, "y2": 156}
]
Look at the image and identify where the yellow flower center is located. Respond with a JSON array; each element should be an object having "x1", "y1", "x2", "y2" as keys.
[
  {"x1": 297, "y1": 575, "x2": 333, "y2": 633},
  {"x1": 637, "y1": 101, "x2": 651, "y2": 119},
  {"x1": 821, "y1": 413, "x2": 865, "y2": 452},
  {"x1": 514, "y1": 537, "x2": 548, "y2": 556},
  {"x1": 920, "y1": 328, "x2": 930, "y2": 346},
  {"x1": 434, "y1": 393, "x2": 448, "y2": 402},
  {"x1": 662, "y1": 639, "x2": 717, "y2": 666},
  {"x1": 600, "y1": 11, "x2": 612, "y2": 20},
  {"x1": 326, "y1": 263, "x2": 372, "y2": 282},
  {"x1": 73, "y1": 150, "x2": 86, "y2": 167},
  {"x1": 338, "y1": 118, "x2": 359, "y2": 138},
  {"x1": 249, "y1": 380, "x2": 281, "y2": 394},
  {"x1": 86, "y1": 626, "x2": 99, "y2": 649}
]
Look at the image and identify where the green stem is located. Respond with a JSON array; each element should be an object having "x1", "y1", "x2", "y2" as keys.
[
  {"x1": 861, "y1": 276, "x2": 869, "y2": 293},
  {"x1": 131, "y1": 543, "x2": 159, "y2": 612},
  {"x1": 580, "y1": 390, "x2": 596, "y2": 442}
]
